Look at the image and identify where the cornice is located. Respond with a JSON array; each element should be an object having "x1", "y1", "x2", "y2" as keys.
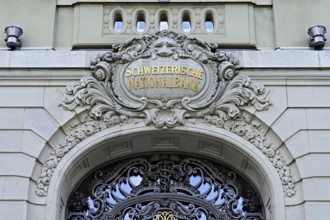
[
  {"x1": 1, "y1": 50, "x2": 330, "y2": 87},
  {"x1": 56, "y1": 0, "x2": 272, "y2": 6},
  {"x1": 1, "y1": 50, "x2": 329, "y2": 69}
]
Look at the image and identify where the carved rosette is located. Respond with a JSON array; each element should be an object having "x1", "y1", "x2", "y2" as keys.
[{"x1": 36, "y1": 31, "x2": 296, "y2": 198}]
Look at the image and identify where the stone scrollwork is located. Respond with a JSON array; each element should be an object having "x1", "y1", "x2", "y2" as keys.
[
  {"x1": 36, "y1": 31, "x2": 296, "y2": 198},
  {"x1": 60, "y1": 31, "x2": 269, "y2": 128}
]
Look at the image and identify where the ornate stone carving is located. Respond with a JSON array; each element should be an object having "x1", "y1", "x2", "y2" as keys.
[
  {"x1": 36, "y1": 115, "x2": 296, "y2": 198},
  {"x1": 36, "y1": 31, "x2": 296, "y2": 198},
  {"x1": 198, "y1": 112, "x2": 296, "y2": 198},
  {"x1": 60, "y1": 31, "x2": 269, "y2": 128},
  {"x1": 36, "y1": 116, "x2": 111, "y2": 197}
]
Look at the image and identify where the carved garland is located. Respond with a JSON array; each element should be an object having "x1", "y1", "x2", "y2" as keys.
[{"x1": 36, "y1": 31, "x2": 296, "y2": 197}]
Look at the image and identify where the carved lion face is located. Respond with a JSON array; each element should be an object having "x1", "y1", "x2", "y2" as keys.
[{"x1": 153, "y1": 37, "x2": 178, "y2": 57}]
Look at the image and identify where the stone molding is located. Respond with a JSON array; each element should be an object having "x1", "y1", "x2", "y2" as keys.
[
  {"x1": 36, "y1": 112, "x2": 296, "y2": 198},
  {"x1": 1, "y1": 50, "x2": 330, "y2": 69},
  {"x1": 57, "y1": 0, "x2": 272, "y2": 6},
  {"x1": 36, "y1": 31, "x2": 296, "y2": 198}
]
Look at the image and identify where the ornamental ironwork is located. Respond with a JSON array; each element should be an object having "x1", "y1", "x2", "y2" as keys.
[
  {"x1": 67, "y1": 154, "x2": 264, "y2": 220},
  {"x1": 152, "y1": 211, "x2": 177, "y2": 220}
]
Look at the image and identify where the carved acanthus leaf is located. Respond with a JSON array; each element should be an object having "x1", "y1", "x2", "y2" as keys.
[
  {"x1": 212, "y1": 75, "x2": 269, "y2": 118},
  {"x1": 61, "y1": 75, "x2": 121, "y2": 117},
  {"x1": 60, "y1": 31, "x2": 270, "y2": 128}
]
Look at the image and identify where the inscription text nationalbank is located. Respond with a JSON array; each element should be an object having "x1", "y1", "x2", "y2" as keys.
[{"x1": 125, "y1": 65, "x2": 205, "y2": 92}]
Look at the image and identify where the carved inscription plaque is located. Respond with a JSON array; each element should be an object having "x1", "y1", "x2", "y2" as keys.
[{"x1": 122, "y1": 58, "x2": 207, "y2": 99}]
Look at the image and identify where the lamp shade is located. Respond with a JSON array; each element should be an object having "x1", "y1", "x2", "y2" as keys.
[
  {"x1": 308, "y1": 25, "x2": 326, "y2": 37},
  {"x1": 5, "y1": 25, "x2": 23, "y2": 38},
  {"x1": 4, "y1": 25, "x2": 23, "y2": 49},
  {"x1": 308, "y1": 25, "x2": 327, "y2": 50}
]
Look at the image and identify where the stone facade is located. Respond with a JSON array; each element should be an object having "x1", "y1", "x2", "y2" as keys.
[{"x1": 0, "y1": 1, "x2": 330, "y2": 220}]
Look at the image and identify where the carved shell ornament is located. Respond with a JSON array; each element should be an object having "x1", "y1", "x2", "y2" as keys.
[{"x1": 36, "y1": 31, "x2": 296, "y2": 198}]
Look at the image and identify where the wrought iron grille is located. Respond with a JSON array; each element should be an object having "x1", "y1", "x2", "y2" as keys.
[{"x1": 67, "y1": 154, "x2": 264, "y2": 220}]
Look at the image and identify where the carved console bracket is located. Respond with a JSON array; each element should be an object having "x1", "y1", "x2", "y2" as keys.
[{"x1": 36, "y1": 31, "x2": 296, "y2": 197}]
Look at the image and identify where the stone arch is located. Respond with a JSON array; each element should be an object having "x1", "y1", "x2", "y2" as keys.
[
  {"x1": 37, "y1": 122, "x2": 287, "y2": 220},
  {"x1": 26, "y1": 31, "x2": 302, "y2": 220}
]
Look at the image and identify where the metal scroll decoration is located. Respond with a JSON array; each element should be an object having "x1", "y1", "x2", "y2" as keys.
[
  {"x1": 67, "y1": 154, "x2": 264, "y2": 220},
  {"x1": 60, "y1": 31, "x2": 270, "y2": 128},
  {"x1": 152, "y1": 211, "x2": 178, "y2": 220}
]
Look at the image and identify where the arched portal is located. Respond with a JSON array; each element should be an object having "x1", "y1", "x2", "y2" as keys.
[
  {"x1": 67, "y1": 153, "x2": 264, "y2": 220},
  {"x1": 45, "y1": 125, "x2": 286, "y2": 220},
  {"x1": 41, "y1": 31, "x2": 290, "y2": 220}
]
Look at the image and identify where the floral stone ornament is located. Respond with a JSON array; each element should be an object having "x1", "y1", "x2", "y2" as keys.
[{"x1": 36, "y1": 31, "x2": 296, "y2": 197}]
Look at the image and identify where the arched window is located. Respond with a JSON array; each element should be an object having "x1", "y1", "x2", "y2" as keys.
[
  {"x1": 136, "y1": 12, "x2": 146, "y2": 33},
  {"x1": 114, "y1": 12, "x2": 123, "y2": 32},
  {"x1": 182, "y1": 12, "x2": 191, "y2": 33},
  {"x1": 67, "y1": 154, "x2": 264, "y2": 220},
  {"x1": 159, "y1": 13, "x2": 169, "y2": 31},
  {"x1": 205, "y1": 12, "x2": 214, "y2": 33}
]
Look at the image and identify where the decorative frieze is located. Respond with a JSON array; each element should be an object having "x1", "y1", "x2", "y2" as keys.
[{"x1": 103, "y1": 5, "x2": 225, "y2": 36}]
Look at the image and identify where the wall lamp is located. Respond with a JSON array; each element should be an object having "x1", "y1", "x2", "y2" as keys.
[
  {"x1": 308, "y1": 25, "x2": 327, "y2": 50},
  {"x1": 4, "y1": 25, "x2": 23, "y2": 50}
]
